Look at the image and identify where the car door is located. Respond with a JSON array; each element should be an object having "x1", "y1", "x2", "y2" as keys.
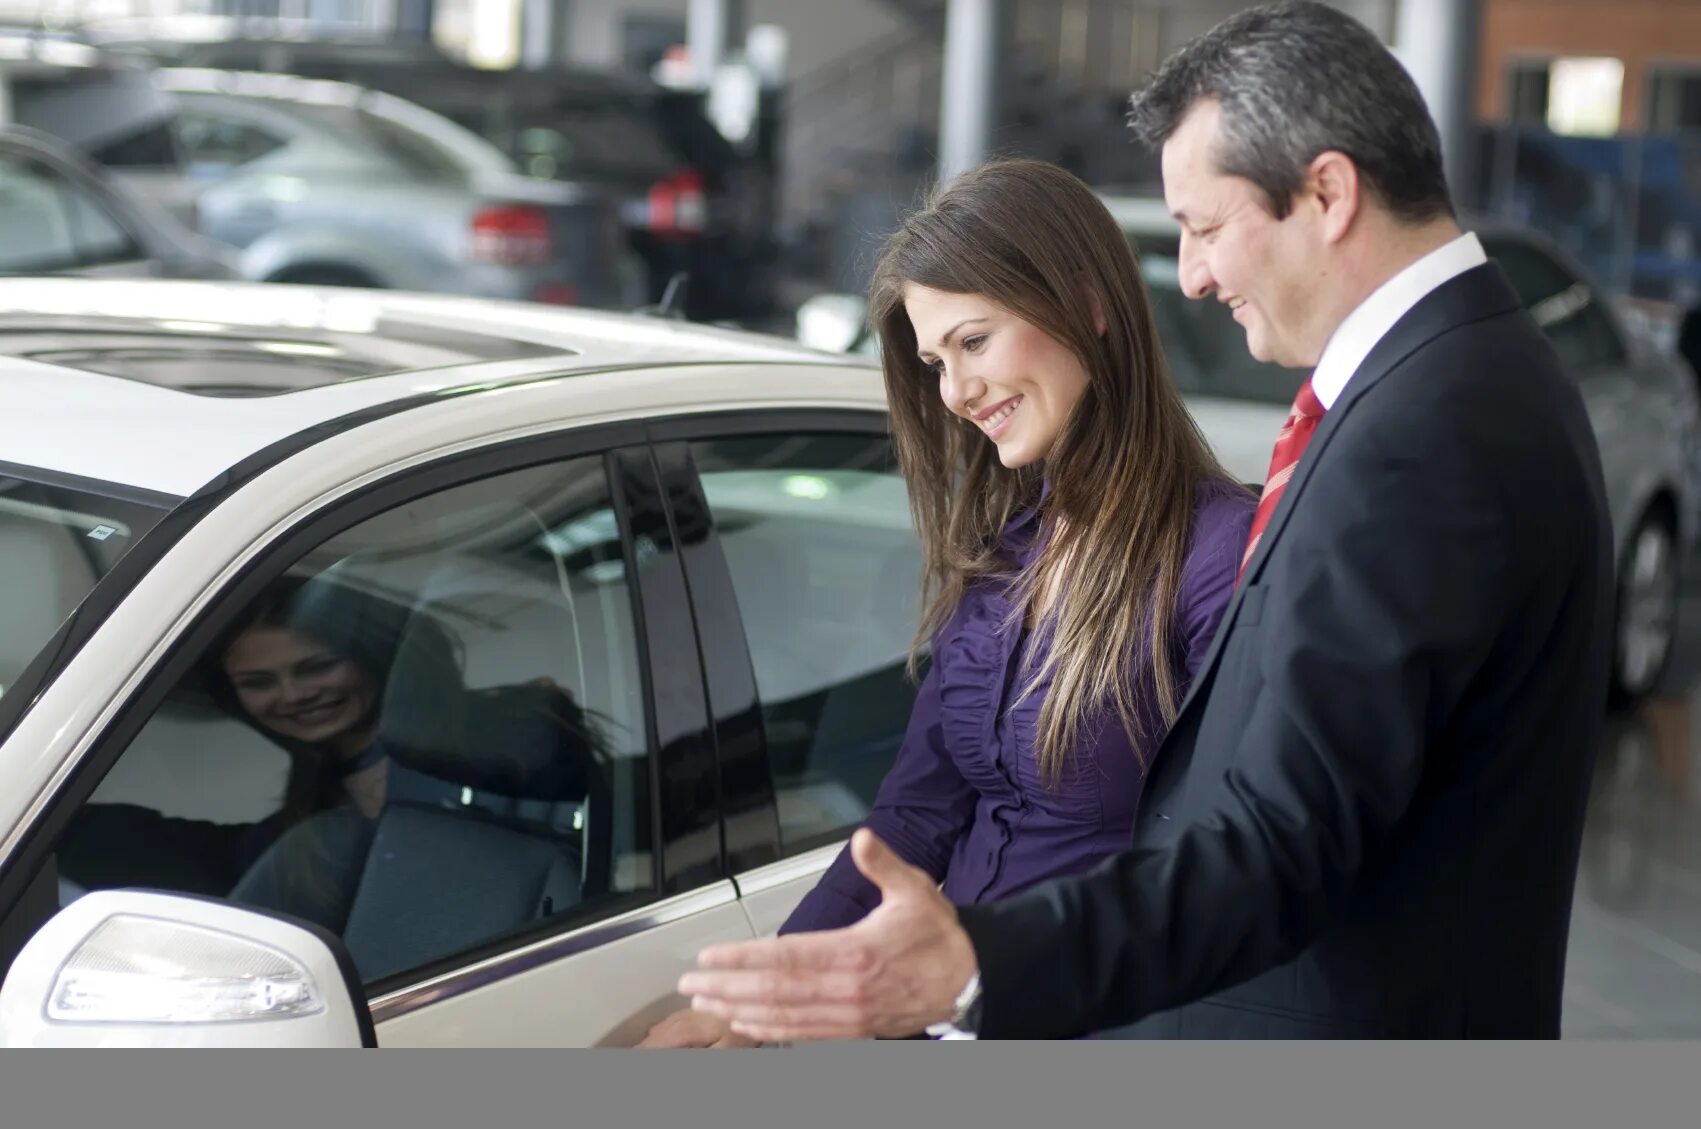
[
  {"x1": 0, "y1": 426, "x2": 752, "y2": 1048},
  {"x1": 650, "y1": 412, "x2": 926, "y2": 936}
]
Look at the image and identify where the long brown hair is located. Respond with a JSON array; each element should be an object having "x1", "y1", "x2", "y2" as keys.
[{"x1": 870, "y1": 158, "x2": 1234, "y2": 782}]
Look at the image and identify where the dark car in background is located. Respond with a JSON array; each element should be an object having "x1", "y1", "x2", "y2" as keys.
[
  {"x1": 87, "y1": 23, "x2": 779, "y2": 322},
  {"x1": 0, "y1": 124, "x2": 233, "y2": 280}
]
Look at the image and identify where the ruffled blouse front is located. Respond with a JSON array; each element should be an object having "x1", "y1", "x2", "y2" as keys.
[{"x1": 781, "y1": 480, "x2": 1255, "y2": 933}]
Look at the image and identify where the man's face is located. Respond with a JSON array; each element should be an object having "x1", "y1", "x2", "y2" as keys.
[{"x1": 1161, "y1": 100, "x2": 1329, "y2": 369}]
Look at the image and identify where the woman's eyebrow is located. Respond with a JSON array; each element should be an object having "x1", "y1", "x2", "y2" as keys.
[{"x1": 920, "y1": 317, "x2": 990, "y2": 357}]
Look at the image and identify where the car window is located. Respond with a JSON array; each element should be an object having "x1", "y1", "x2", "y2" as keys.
[
  {"x1": 62, "y1": 183, "x2": 139, "y2": 264},
  {"x1": 689, "y1": 433, "x2": 923, "y2": 853},
  {"x1": 1483, "y1": 235, "x2": 1628, "y2": 371},
  {"x1": 0, "y1": 155, "x2": 139, "y2": 271},
  {"x1": 0, "y1": 470, "x2": 168, "y2": 717},
  {"x1": 54, "y1": 454, "x2": 657, "y2": 987},
  {"x1": 175, "y1": 111, "x2": 289, "y2": 171}
]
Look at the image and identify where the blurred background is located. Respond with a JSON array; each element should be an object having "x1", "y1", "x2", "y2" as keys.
[{"x1": 0, "y1": 0, "x2": 1699, "y2": 1037}]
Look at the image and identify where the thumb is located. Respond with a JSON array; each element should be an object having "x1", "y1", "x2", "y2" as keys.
[{"x1": 850, "y1": 828, "x2": 923, "y2": 897}]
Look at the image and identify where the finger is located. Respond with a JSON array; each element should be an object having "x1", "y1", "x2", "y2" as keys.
[
  {"x1": 849, "y1": 828, "x2": 927, "y2": 897},
  {"x1": 729, "y1": 1019, "x2": 864, "y2": 1043},
  {"x1": 693, "y1": 996, "x2": 872, "y2": 1033},
  {"x1": 682, "y1": 968, "x2": 873, "y2": 1006},
  {"x1": 691, "y1": 930, "x2": 874, "y2": 975}
]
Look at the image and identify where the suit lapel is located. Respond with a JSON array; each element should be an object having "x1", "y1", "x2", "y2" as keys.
[{"x1": 1165, "y1": 262, "x2": 1524, "y2": 725}]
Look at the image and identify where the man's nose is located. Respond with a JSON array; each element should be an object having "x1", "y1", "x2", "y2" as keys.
[{"x1": 1178, "y1": 239, "x2": 1216, "y2": 301}]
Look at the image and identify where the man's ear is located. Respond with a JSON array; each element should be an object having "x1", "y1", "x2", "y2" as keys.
[{"x1": 1306, "y1": 150, "x2": 1362, "y2": 244}]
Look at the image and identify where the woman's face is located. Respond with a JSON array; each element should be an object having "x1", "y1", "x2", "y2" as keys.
[
  {"x1": 223, "y1": 625, "x2": 378, "y2": 753},
  {"x1": 905, "y1": 284, "x2": 1092, "y2": 469}
]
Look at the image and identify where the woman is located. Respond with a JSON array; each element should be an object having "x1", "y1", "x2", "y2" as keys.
[
  {"x1": 642, "y1": 158, "x2": 1255, "y2": 1047},
  {"x1": 60, "y1": 574, "x2": 602, "y2": 930}
]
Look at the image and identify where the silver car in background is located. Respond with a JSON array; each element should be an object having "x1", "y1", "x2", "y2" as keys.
[
  {"x1": 154, "y1": 68, "x2": 645, "y2": 308},
  {"x1": 798, "y1": 195, "x2": 1701, "y2": 703}
]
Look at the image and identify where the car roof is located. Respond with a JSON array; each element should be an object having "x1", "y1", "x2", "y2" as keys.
[{"x1": 0, "y1": 278, "x2": 855, "y2": 498}]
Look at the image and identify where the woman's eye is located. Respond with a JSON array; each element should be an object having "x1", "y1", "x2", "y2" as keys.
[
  {"x1": 962, "y1": 335, "x2": 987, "y2": 353},
  {"x1": 298, "y1": 657, "x2": 340, "y2": 677},
  {"x1": 232, "y1": 677, "x2": 272, "y2": 692}
]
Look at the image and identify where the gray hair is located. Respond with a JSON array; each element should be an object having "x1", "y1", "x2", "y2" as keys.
[{"x1": 1127, "y1": 0, "x2": 1453, "y2": 223}]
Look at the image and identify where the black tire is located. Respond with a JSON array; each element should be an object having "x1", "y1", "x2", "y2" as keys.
[{"x1": 1610, "y1": 507, "x2": 1682, "y2": 706}]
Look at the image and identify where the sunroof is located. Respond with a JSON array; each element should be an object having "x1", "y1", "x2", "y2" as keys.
[{"x1": 0, "y1": 311, "x2": 565, "y2": 396}]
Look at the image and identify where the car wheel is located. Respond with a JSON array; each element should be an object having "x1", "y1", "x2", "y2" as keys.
[{"x1": 1612, "y1": 508, "x2": 1682, "y2": 704}]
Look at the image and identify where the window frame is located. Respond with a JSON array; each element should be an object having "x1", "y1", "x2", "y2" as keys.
[
  {"x1": 0, "y1": 424, "x2": 728, "y2": 999},
  {"x1": 647, "y1": 408, "x2": 908, "y2": 862}
]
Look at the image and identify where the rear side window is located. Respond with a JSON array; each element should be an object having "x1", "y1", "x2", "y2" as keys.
[{"x1": 689, "y1": 433, "x2": 923, "y2": 852}]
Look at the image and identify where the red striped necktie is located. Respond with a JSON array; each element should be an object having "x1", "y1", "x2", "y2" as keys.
[{"x1": 1239, "y1": 375, "x2": 1325, "y2": 584}]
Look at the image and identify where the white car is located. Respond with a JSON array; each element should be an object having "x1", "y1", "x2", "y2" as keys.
[
  {"x1": 0, "y1": 278, "x2": 919, "y2": 1046},
  {"x1": 799, "y1": 195, "x2": 1701, "y2": 703}
]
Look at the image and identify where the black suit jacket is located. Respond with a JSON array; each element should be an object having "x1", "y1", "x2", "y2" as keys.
[{"x1": 956, "y1": 262, "x2": 1615, "y2": 1038}]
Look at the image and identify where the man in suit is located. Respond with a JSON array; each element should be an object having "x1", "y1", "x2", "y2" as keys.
[{"x1": 679, "y1": 0, "x2": 1614, "y2": 1039}]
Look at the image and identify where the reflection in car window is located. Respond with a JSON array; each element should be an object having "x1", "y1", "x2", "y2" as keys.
[
  {"x1": 690, "y1": 434, "x2": 923, "y2": 852},
  {"x1": 56, "y1": 455, "x2": 656, "y2": 986}
]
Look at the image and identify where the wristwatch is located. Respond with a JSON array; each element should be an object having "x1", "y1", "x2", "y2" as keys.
[{"x1": 927, "y1": 969, "x2": 983, "y2": 1038}]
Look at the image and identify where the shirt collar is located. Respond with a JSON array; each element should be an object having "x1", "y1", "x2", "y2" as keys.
[{"x1": 1310, "y1": 232, "x2": 1487, "y2": 410}]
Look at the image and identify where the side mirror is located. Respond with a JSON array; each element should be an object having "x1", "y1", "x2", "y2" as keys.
[
  {"x1": 795, "y1": 293, "x2": 872, "y2": 354},
  {"x1": 0, "y1": 890, "x2": 374, "y2": 1048}
]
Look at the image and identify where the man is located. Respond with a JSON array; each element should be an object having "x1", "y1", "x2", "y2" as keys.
[{"x1": 681, "y1": 0, "x2": 1613, "y2": 1039}]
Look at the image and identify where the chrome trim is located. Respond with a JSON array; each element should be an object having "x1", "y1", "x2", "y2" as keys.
[
  {"x1": 732, "y1": 842, "x2": 845, "y2": 898},
  {"x1": 367, "y1": 881, "x2": 738, "y2": 1025}
]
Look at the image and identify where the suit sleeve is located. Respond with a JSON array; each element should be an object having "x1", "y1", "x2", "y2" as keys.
[
  {"x1": 957, "y1": 417, "x2": 1514, "y2": 1038},
  {"x1": 780, "y1": 663, "x2": 977, "y2": 934}
]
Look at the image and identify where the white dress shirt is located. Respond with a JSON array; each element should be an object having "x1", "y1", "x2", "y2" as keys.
[{"x1": 1310, "y1": 232, "x2": 1487, "y2": 410}]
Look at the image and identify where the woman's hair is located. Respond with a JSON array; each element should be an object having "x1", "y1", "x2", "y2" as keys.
[{"x1": 870, "y1": 157, "x2": 1234, "y2": 782}]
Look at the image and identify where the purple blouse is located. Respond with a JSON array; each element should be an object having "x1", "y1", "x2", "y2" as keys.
[{"x1": 781, "y1": 479, "x2": 1256, "y2": 934}]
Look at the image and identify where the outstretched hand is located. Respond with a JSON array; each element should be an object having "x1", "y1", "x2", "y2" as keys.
[{"x1": 679, "y1": 829, "x2": 979, "y2": 1042}]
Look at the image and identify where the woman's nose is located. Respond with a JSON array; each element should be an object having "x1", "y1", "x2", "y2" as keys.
[{"x1": 939, "y1": 363, "x2": 986, "y2": 417}]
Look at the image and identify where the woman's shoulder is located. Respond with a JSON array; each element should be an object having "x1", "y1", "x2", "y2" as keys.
[
  {"x1": 1182, "y1": 478, "x2": 1257, "y2": 591},
  {"x1": 1191, "y1": 477, "x2": 1258, "y2": 538}
]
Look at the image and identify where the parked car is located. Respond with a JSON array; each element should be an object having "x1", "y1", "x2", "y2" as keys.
[
  {"x1": 797, "y1": 197, "x2": 1701, "y2": 703},
  {"x1": 0, "y1": 125, "x2": 234, "y2": 279},
  {"x1": 151, "y1": 68, "x2": 644, "y2": 308},
  {"x1": 0, "y1": 277, "x2": 914, "y2": 1046},
  {"x1": 0, "y1": 29, "x2": 191, "y2": 215},
  {"x1": 86, "y1": 21, "x2": 778, "y2": 322}
]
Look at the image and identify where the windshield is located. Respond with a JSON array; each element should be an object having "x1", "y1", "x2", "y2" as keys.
[
  {"x1": 0, "y1": 469, "x2": 171, "y2": 703},
  {"x1": 1132, "y1": 234, "x2": 1308, "y2": 407}
]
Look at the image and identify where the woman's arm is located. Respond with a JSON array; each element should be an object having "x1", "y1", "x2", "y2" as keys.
[{"x1": 779, "y1": 663, "x2": 978, "y2": 934}]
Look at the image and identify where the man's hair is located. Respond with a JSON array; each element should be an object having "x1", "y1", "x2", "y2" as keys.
[{"x1": 1127, "y1": 0, "x2": 1453, "y2": 223}]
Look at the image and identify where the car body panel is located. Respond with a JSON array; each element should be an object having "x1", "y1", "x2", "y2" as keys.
[{"x1": 370, "y1": 886, "x2": 754, "y2": 1047}]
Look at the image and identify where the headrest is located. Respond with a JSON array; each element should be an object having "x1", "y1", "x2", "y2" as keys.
[{"x1": 378, "y1": 607, "x2": 604, "y2": 803}]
